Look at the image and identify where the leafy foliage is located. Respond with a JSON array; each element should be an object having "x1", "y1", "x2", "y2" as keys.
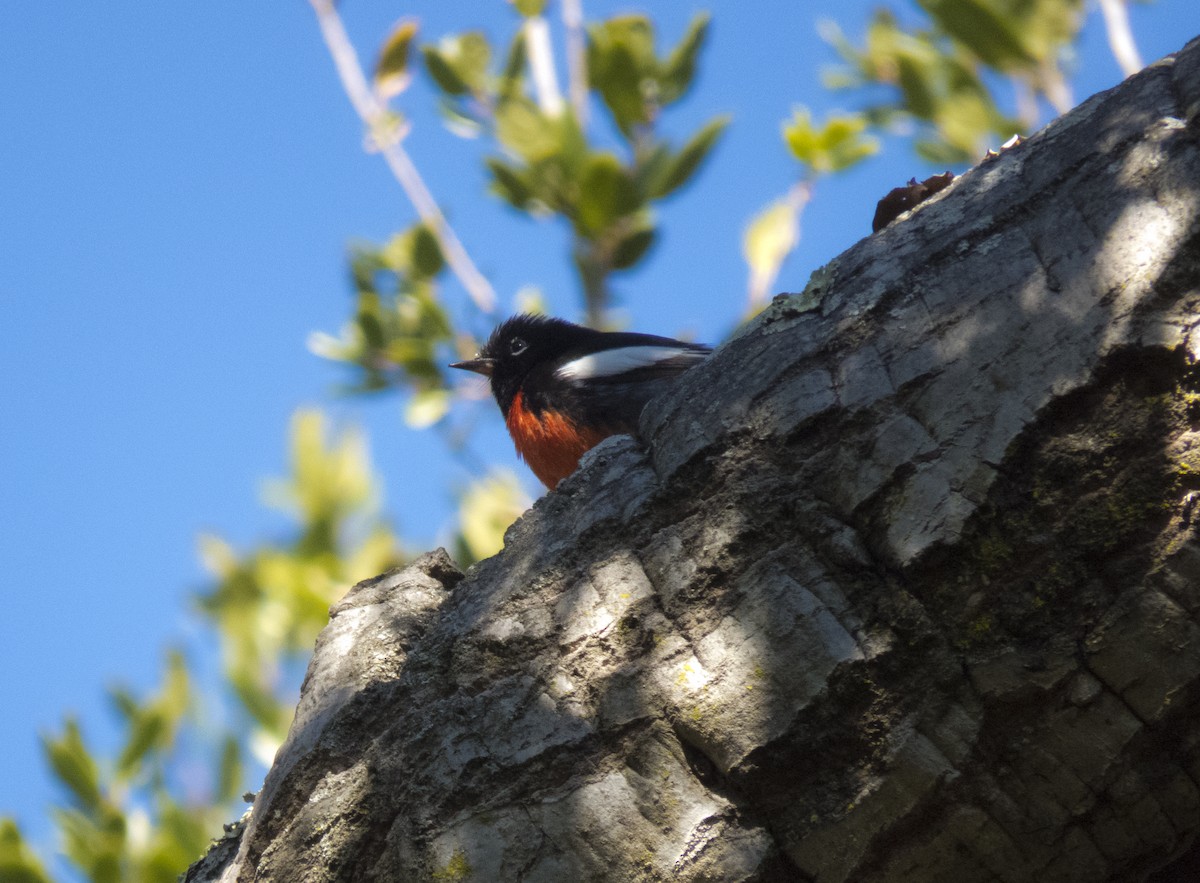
[
  {"x1": 1, "y1": 413, "x2": 410, "y2": 882},
  {"x1": 783, "y1": 108, "x2": 879, "y2": 174},
  {"x1": 745, "y1": 0, "x2": 1097, "y2": 309},
  {"x1": 307, "y1": 224, "x2": 454, "y2": 422},
  {"x1": 454, "y1": 470, "x2": 530, "y2": 564},
  {"x1": 0, "y1": 820, "x2": 53, "y2": 883},
  {"x1": 822, "y1": 0, "x2": 1087, "y2": 162},
  {"x1": 197, "y1": 410, "x2": 403, "y2": 744},
  {"x1": 409, "y1": 10, "x2": 726, "y2": 331},
  {"x1": 32, "y1": 656, "x2": 228, "y2": 883},
  {"x1": 586, "y1": 13, "x2": 710, "y2": 133}
]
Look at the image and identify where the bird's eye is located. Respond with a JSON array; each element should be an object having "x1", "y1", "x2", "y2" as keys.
[{"x1": 509, "y1": 337, "x2": 528, "y2": 356}]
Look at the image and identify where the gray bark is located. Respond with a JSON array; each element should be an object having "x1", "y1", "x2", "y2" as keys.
[{"x1": 189, "y1": 36, "x2": 1200, "y2": 883}]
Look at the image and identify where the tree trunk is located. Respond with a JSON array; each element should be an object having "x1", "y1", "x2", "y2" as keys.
[{"x1": 189, "y1": 36, "x2": 1200, "y2": 883}]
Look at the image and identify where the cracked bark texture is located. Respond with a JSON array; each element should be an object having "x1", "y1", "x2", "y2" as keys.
[{"x1": 189, "y1": 37, "x2": 1200, "y2": 883}]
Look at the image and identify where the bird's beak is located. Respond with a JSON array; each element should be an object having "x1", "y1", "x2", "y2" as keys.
[{"x1": 449, "y1": 357, "x2": 495, "y2": 377}]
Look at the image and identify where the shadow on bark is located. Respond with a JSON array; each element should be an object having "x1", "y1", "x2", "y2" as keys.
[{"x1": 187, "y1": 35, "x2": 1200, "y2": 883}]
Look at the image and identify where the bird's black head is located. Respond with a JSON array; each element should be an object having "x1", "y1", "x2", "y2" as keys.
[{"x1": 450, "y1": 314, "x2": 602, "y2": 415}]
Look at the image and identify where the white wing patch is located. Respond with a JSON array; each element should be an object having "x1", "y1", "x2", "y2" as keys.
[{"x1": 555, "y1": 346, "x2": 705, "y2": 382}]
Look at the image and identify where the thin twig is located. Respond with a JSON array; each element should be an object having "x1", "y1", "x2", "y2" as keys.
[
  {"x1": 562, "y1": 0, "x2": 588, "y2": 125},
  {"x1": 309, "y1": 0, "x2": 496, "y2": 314},
  {"x1": 573, "y1": 238, "x2": 608, "y2": 329},
  {"x1": 1097, "y1": 0, "x2": 1144, "y2": 77},
  {"x1": 1012, "y1": 77, "x2": 1038, "y2": 131},
  {"x1": 1037, "y1": 61, "x2": 1074, "y2": 116},
  {"x1": 524, "y1": 14, "x2": 565, "y2": 116}
]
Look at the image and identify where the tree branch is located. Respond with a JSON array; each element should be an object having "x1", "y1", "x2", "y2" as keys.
[
  {"x1": 1097, "y1": 0, "x2": 1145, "y2": 78},
  {"x1": 523, "y1": 14, "x2": 564, "y2": 117},
  {"x1": 562, "y1": 0, "x2": 588, "y2": 125},
  {"x1": 309, "y1": 0, "x2": 496, "y2": 314}
]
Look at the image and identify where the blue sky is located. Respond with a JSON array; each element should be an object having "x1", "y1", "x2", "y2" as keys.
[{"x1": 1, "y1": 0, "x2": 1195, "y2": 867}]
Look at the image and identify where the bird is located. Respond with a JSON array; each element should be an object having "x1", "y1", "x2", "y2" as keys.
[{"x1": 450, "y1": 314, "x2": 711, "y2": 489}]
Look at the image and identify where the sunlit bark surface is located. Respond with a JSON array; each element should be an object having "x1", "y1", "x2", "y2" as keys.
[{"x1": 189, "y1": 36, "x2": 1200, "y2": 883}]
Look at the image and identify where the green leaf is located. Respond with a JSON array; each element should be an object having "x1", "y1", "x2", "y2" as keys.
[
  {"x1": 896, "y1": 53, "x2": 937, "y2": 119},
  {"x1": 649, "y1": 114, "x2": 729, "y2": 199},
  {"x1": 577, "y1": 153, "x2": 642, "y2": 235},
  {"x1": 54, "y1": 806, "x2": 123, "y2": 883},
  {"x1": 307, "y1": 330, "x2": 351, "y2": 363},
  {"x1": 610, "y1": 220, "x2": 656, "y2": 270},
  {"x1": 486, "y1": 157, "x2": 535, "y2": 208},
  {"x1": 216, "y1": 735, "x2": 243, "y2": 803},
  {"x1": 421, "y1": 45, "x2": 470, "y2": 96},
  {"x1": 784, "y1": 109, "x2": 823, "y2": 161},
  {"x1": 408, "y1": 221, "x2": 446, "y2": 277},
  {"x1": 436, "y1": 31, "x2": 492, "y2": 95},
  {"x1": 164, "y1": 651, "x2": 190, "y2": 717},
  {"x1": 588, "y1": 16, "x2": 657, "y2": 134},
  {"x1": 110, "y1": 651, "x2": 189, "y2": 781},
  {"x1": 783, "y1": 108, "x2": 877, "y2": 174},
  {"x1": 356, "y1": 293, "x2": 387, "y2": 350},
  {"x1": 107, "y1": 686, "x2": 139, "y2": 722},
  {"x1": 233, "y1": 671, "x2": 291, "y2": 736},
  {"x1": 405, "y1": 388, "x2": 451, "y2": 428},
  {"x1": 915, "y1": 138, "x2": 969, "y2": 165},
  {"x1": 436, "y1": 96, "x2": 486, "y2": 139},
  {"x1": 593, "y1": 44, "x2": 646, "y2": 133},
  {"x1": 0, "y1": 819, "x2": 53, "y2": 883},
  {"x1": 1014, "y1": 0, "x2": 1085, "y2": 62},
  {"x1": 514, "y1": 285, "x2": 546, "y2": 315},
  {"x1": 591, "y1": 15, "x2": 656, "y2": 69},
  {"x1": 42, "y1": 720, "x2": 103, "y2": 812},
  {"x1": 512, "y1": 0, "x2": 547, "y2": 16},
  {"x1": 116, "y1": 711, "x2": 166, "y2": 779},
  {"x1": 935, "y1": 87, "x2": 998, "y2": 158},
  {"x1": 499, "y1": 33, "x2": 527, "y2": 99},
  {"x1": 659, "y1": 12, "x2": 711, "y2": 104},
  {"x1": 495, "y1": 97, "x2": 559, "y2": 162},
  {"x1": 743, "y1": 199, "x2": 799, "y2": 291},
  {"x1": 421, "y1": 33, "x2": 491, "y2": 98},
  {"x1": 632, "y1": 142, "x2": 671, "y2": 196},
  {"x1": 823, "y1": 120, "x2": 879, "y2": 171},
  {"x1": 374, "y1": 18, "x2": 419, "y2": 101},
  {"x1": 349, "y1": 246, "x2": 387, "y2": 293},
  {"x1": 457, "y1": 471, "x2": 528, "y2": 562},
  {"x1": 148, "y1": 802, "x2": 215, "y2": 880},
  {"x1": 553, "y1": 108, "x2": 588, "y2": 173},
  {"x1": 822, "y1": 6, "x2": 1024, "y2": 162},
  {"x1": 919, "y1": 0, "x2": 1037, "y2": 70}
]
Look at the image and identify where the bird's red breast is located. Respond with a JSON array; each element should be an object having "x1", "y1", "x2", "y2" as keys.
[
  {"x1": 505, "y1": 389, "x2": 610, "y2": 489},
  {"x1": 451, "y1": 314, "x2": 711, "y2": 490}
]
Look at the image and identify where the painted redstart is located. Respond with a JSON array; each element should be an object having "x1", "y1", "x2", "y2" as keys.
[{"x1": 450, "y1": 314, "x2": 711, "y2": 489}]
